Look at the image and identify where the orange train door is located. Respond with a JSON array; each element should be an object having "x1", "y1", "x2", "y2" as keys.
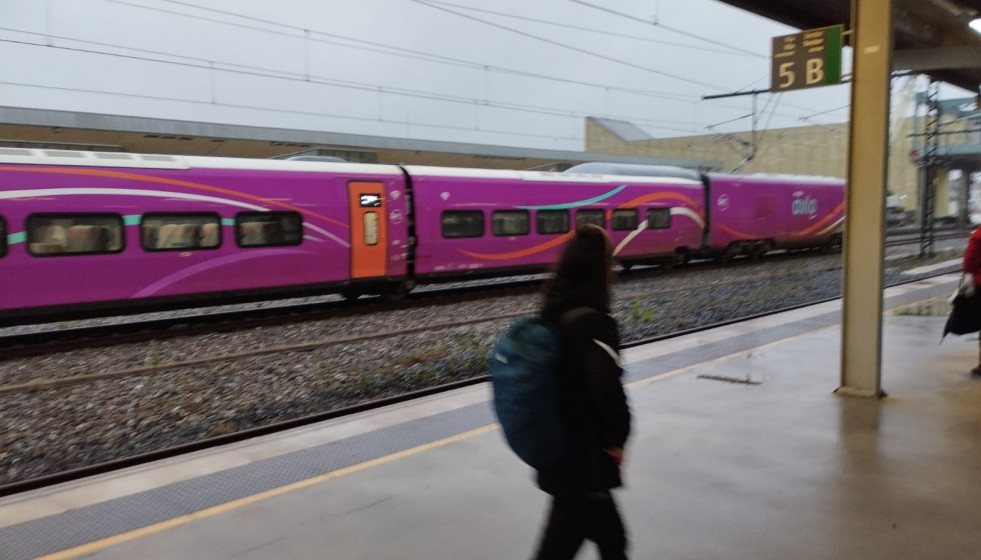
[{"x1": 348, "y1": 181, "x2": 388, "y2": 279}]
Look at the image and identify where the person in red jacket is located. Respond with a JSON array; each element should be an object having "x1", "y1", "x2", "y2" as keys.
[{"x1": 962, "y1": 227, "x2": 981, "y2": 375}]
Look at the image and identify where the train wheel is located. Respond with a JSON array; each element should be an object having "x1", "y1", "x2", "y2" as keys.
[
  {"x1": 717, "y1": 244, "x2": 737, "y2": 263},
  {"x1": 750, "y1": 240, "x2": 771, "y2": 260},
  {"x1": 382, "y1": 280, "x2": 415, "y2": 302},
  {"x1": 673, "y1": 248, "x2": 689, "y2": 266}
]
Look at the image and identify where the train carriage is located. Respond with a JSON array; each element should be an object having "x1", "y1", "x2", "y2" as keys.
[
  {"x1": 704, "y1": 173, "x2": 845, "y2": 259},
  {"x1": 0, "y1": 149, "x2": 410, "y2": 324},
  {"x1": 0, "y1": 148, "x2": 847, "y2": 326},
  {"x1": 406, "y1": 165, "x2": 706, "y2": 277}
]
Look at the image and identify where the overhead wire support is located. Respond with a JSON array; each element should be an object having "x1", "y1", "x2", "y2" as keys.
[
  {"x1": 701, "y1": 88, "x2": 773, "y2": 173},
  {"x1": 919, "y1": 80, "x2": 941, "y2": 259},
  {"x1": 702, "y1": 88, "x2": 771, "y2": 100}
]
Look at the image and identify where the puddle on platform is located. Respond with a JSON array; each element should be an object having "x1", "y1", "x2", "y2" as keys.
[{"x1": 892, "y1": 294, "x2": 953, "y2": 317}]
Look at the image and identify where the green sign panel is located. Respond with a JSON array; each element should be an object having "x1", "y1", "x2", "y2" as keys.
[{"x1": 771, "y1": 25, "x2": 843, "y2": 92}]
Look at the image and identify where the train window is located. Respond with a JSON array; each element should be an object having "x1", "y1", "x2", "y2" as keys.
[
  {"x1": 26, "y1": 214, "x2": 124, "y2": 256},
  {"x1": 612, "y1": 209, "x2": 638, "y2": 231},
  {"x1": 141, "y1": 213, "x2": 221, "y2": 251},
  {"x1": 536, "y1": 210, "x2": 569, "y2": 235},
  {"x1": 647, "y1": 208, "x2": 671, "y2": 230},
  {"x1": 441, "y1": 211, "x2": 484, "y2": 238},
  {"x1": 576, "y1": 209, "x2": 605, "y2": 228},
  {"x1": 492, "y1": 210, "x2": 529, "y2": 236},
  {"x1": 235, "y1": 212, "x2": 303, "y2": 247},
  {"x1": 363, "y1": 212, "x2": 379, "y2": 246},
  {"x1": 0, "y1": 216, "x2": 6, "y2": 258}
]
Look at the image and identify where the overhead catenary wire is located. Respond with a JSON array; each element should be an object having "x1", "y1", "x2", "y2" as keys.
[
  {"x1": 0, "y1": 78, "x2": 587, "y2": 143},
  {"x1": 2, "y1": 0, "x2": 850, "y2": 142},
  {"x1": 408, "y1": 0, "x2": 733, "y2": 91},
  {"x1": 421, "y1": 0, "x2": 759, "y2": 58},
  {"x1": 567, "y1": 0, "x2": 767, "y2": 58},
  {"x1": 571, "y1": 0, "x2": 852, "y2": 116},
  {"x1": 0, "y1": 30, "x2": 701, "y2": 134},
  {"x1": 126, "y1": 0, "x2": 839, "y2": 122},
  {"x1": 798, "y1": 105, "x2": 851, "y2": 121},
  {"x1": 753, "y1": 93, "x2": 785, "y2": 151},
  {"x1": 106, "y1": 0, "x2": 695, "y2": 103}
]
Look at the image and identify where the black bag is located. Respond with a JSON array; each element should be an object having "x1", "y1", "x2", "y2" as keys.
[{"x1": 943, "y1": 292, "x2": 981, "y2": 338}]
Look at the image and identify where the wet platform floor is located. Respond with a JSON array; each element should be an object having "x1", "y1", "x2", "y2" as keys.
[{"x1": 2, "y1": 273, "x2": 981, "y2": 559}]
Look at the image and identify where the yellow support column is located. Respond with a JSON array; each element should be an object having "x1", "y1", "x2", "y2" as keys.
[{"x1": 838, "y1": 0, "x2": 893, "y2": 398}]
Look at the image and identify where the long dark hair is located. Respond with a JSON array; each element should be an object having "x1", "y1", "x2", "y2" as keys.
[{"x1": 542, "y1": 224, "x2": 613, "y2": 313}]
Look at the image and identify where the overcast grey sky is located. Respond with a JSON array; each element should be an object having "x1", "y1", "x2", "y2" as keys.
[{"x1": 0, "y1": 0, "x2": 965, "y2": 152}]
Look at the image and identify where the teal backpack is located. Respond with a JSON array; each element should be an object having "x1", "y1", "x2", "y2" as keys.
[{"x1": 488, "y1": 308, "x2": 590, "y2": 469}]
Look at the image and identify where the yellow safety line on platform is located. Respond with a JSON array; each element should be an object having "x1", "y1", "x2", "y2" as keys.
[{"x1": 31, "y1": 424, "x2": 498, "y2": 560}]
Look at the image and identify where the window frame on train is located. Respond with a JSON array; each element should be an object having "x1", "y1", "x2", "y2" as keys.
[
  {"x1": 140, "y1": 212, "x2": 222, "y2": 252},
  {"x1": 441, "y1": 210, "x2": 484, "y2": 239},
  {"x1": 234, "y1": 211, "x2": 304, "y2": 248},
  {"x1": 536, "y1": 210, "x2": 570, "y2": 235},
  {"x1": 0, "y1": 215, "x2": 6, "y2": 258},
  {"x1": 492, "y1": 210, "x2": 530, "y2": 237},
  {"x1": 611, "y1": 209, "x2": 639, "y2": 231},
  {"x1": 647, "y1": 208, "x2": 672, "y2": 230},
  {"x1": 576, "y1": 209, "x2": 606, "y2": 229},
  {"x1": 25, "y1": 213, "x2": 125, "y2": 257}
]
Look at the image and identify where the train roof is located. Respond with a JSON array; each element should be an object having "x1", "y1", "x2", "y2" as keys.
[
  {"x1": 0, "y1": 147, "x2": 402, "y2": 175},
  {"x1": 401, "y1": 164, "x2": 703, "y2": 185},
  {"x1": 1, "y1": 148, "x2": 844, "y2": 186},
  {"x1": 563, "y1": 162, "x2": 704, "y2": 182},
  {"x1": 707, "y1": 171, "x2": 845, "y2": 184}
]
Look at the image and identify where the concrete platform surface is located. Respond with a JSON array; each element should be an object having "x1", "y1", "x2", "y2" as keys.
[{"x1": 3, "y1": 274, "x2": 981, "y2": 559}]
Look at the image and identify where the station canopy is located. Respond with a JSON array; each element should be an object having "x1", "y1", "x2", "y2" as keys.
[{"x1": 720, "y1": 0, "x2": 981, "y2": 93}]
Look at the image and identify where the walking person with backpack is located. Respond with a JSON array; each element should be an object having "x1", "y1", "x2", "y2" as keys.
[{"x1": 530, "y1": 223, "x2": 632, "y2": 560}]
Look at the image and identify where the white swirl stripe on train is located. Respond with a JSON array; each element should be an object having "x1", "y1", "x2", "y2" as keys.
[
  {"x1": 613, "y1": 207, "x2": 706, "y2": 256},
  {"x1": 0, "y1": 188, "x2": 351, "y2": 247}
]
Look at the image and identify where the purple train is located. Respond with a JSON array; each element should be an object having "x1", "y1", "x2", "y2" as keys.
[{"x1": 0, "y1": 149, "x2": 844, "y2": 325}]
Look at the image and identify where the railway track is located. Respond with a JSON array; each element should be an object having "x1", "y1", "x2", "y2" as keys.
[
  {"x1": 883, "y1": 230, "x2": 966, "y2": 247},
  {"x1": 0, "y1": 230, "x2": 968, "y2": 360},
  {"x1": 0, "y1": 264, "x2": 847, "y2": 395},
  {"x1": 0, "y1": 266, "x2": 960, "y2": 498}
]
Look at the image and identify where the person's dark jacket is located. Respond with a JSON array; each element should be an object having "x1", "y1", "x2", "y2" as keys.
[{"x1": 537, "y1": 288, "x2": 631, "y2": 496}]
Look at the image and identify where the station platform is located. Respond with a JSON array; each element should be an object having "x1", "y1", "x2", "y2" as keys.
[{"x1": 2, "y1": 272, "x2": 980, "y2": 560}]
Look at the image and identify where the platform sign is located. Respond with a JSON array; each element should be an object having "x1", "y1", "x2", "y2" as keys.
[{"x1": 771, "y1": 25, "x2": 843, "y2": 92}]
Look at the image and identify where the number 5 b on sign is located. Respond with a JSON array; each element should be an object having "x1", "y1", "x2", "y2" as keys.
[{"x1": 770, "y1": 25, "x2": 843, "y2": 92}]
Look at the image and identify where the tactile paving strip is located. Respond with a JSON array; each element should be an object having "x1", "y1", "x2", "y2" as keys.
[{"x1": 0, "y1": 405, "x2": 495, "y2": 560}]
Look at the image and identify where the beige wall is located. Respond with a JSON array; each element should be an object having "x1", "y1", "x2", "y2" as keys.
[{"x1": 585, "y1": 118, "x2": 942, "y2": 213}]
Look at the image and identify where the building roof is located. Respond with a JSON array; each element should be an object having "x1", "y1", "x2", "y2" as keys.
[
  {"x1": 0, "y1": 107, "x2": 723, "y2": 171},
  {"x1": 716, "y1": 0, "x2": 981, "y2": 93},
  {"x1": 587, "y1": 117, "x2": 655, "y2": 142}
]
